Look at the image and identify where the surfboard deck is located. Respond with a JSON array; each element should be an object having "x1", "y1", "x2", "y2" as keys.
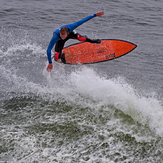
[{"x1": 62, "y1": 39, "x2": 137, "y2": 64}]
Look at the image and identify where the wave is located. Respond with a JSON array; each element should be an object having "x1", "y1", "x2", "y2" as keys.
[{"x1": 0, "y1": 37, "x2": 163, "y2": 138}]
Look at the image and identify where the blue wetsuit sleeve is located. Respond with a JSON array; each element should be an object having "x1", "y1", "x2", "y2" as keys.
[
  {"x1": 68, "y1": 14, "x2": 96, "y2": 32},
  {"x1": 47, "y1": 33, "x2": 60, "y2": 63}
]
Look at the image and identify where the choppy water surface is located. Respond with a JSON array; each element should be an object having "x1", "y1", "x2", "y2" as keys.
[{"x1": 0, "y1": 0, "x2": 163, "y2": 162}]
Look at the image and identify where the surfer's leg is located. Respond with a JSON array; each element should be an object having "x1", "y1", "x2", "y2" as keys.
[
  {"x1": 54, "y1": 52, "x2": 60, "y2": 61},
  {"x1": 71, "y1": 30, "x2": 101, "y2": 43},
  {"x1": 61, "y1": 53, "x2": 66, "y2": 64},
  {"x1": 71, "y1": 31, "x2": 100, "y2": 43},
  {"x1": 54, "y1": 40, "x2": 65, "y2": 61},
  {"x1": 54, "y1": 40, "x2": 67, "y2": 63},
  {"x1": 85, "y1": 36, "x2": 101, "y2": 44},
  {"x1": 78, "y1": 34, "x2": 101, "y2": 43}
]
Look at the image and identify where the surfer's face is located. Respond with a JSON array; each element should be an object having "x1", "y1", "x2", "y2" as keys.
[{"x1": 60, "y1": 32, "x2": 68, "y2": 40}]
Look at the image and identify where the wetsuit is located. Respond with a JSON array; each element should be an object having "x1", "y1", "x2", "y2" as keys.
[
  {"x1": 54, "y1": 30, "x2": 100, "y2": 63},
  {"x1": 47, "y1": 13, "x2": 100, "y2": 64}
]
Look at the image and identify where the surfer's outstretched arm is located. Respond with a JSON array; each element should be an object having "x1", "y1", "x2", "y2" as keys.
[{"x1": 68, "y1": 11, "x2": 104, "y2": 32}]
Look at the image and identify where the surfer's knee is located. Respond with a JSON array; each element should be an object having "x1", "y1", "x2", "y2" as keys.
[
  {"x1": 77, "y1": 34, "x2": 86, "y2": 42},
  {"x1": 54, "y1": 52, "x2": 60, "y2": 61}
]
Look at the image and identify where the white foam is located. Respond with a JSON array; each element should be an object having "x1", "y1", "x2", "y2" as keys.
[
  {"x1": 1, "y1": 46, "x2": 163, "y2": 137},
  {"x1": 68, "y1": 67, "x2": 163, "y2": 136},
  {"x1": 0, "y1": 42, "x2": 46, "y2": 59}
]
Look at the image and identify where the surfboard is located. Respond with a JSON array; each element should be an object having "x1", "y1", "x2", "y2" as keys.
[{"x1": 62, "y1": 39, "x2": 137, "y2": 64}]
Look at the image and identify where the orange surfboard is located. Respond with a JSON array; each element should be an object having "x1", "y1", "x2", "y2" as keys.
[{"x1": 62, "y1": 39, "x2": 137, "y2": 64}]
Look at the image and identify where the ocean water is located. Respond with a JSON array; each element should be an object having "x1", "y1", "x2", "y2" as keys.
[{"x1": 0, "y1": 0, "x2": 163, "y2": 162}]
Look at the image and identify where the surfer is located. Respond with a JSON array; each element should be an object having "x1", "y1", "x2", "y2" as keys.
[{"x1": 46, "y1": 11, "x2": 104, "y2": 72}]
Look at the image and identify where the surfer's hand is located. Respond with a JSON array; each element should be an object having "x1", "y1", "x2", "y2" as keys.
[
  {"x1": 96, "y1": 11, "x2": 104, "y2": 16},
  {"x1": 47, "y1": 63, "x2": 53, "y2": 72}
]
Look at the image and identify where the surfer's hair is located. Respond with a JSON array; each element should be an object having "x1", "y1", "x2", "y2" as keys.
[{"x1": 60, "y1": 27, "x2": 68, "y2": 35}]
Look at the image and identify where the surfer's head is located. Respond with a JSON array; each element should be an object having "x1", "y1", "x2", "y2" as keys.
[{"x1": 59, "y1": 27, "x2": 68, "y2": 40}]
